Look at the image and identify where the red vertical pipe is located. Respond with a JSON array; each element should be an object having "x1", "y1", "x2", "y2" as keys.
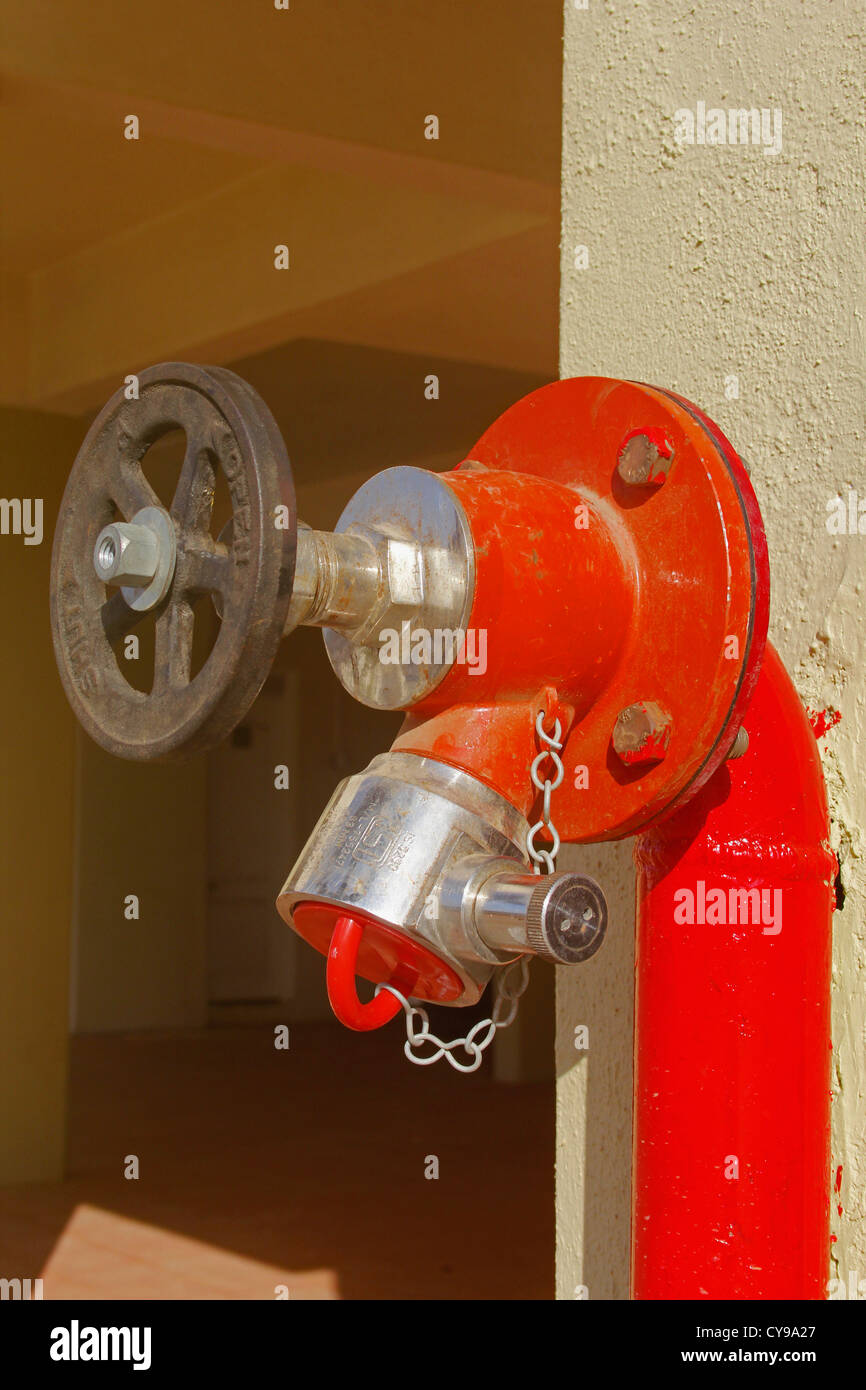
[{"x1": 632, "y1": 644, "x2": 835, "y2": 1299}]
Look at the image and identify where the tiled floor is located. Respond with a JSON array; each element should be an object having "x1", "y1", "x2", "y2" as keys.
[{"x1": 0, "y1": 1023, "x2": 554, "y2": 1300}]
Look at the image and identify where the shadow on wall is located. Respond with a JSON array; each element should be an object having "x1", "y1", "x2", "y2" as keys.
[
  {"x1": 555, "y1": 838, "x2": 635, "y2": 1301},
  {"x1": 228, "y1": 337, "x2": 555, "y2": 497}
]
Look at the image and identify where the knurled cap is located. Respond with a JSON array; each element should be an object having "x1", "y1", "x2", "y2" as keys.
[{"x1": 526, "y1": 874, "x2": 608, "y2": 965}]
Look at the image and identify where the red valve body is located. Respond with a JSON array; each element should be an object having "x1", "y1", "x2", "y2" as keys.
[
  {"x1": 394, "y1": 377, "x2": 768, "y2": 844},
  {"x1": 315, "y1": 377, "x2": 770, "y2": 1044}
]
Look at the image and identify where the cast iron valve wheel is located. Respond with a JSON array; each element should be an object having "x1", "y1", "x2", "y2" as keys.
[{"x1": 50, "y1": 362, "x2": 297, "y2": 760}]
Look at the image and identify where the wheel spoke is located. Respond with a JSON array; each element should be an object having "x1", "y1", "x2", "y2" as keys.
[
  {"x1": 109, "y1": 462, "x2": 161, "y2": 521},
  {"x1": 100, "y1": 590, "x2": 150, "y2": 645},
  {"x1": 153, "y1": 598, "x2": 194, "y2": 692},
  {"x1": 172, "y1": 433, "x2": 216, "y2": 533},
  {"x1": 182, "y1": 539, "x2": 231, "y2": 596}
]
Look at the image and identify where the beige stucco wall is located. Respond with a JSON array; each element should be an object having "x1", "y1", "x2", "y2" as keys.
[{"x1": 557, "y1": 0, "x2": 865, "y2": 1298}]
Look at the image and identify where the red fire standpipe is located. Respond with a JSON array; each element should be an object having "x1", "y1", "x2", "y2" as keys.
[{"x1": 632, "y1": 643, "x2": 835, "y2": 1299}]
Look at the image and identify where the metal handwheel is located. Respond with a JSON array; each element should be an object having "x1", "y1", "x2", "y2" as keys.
[{"x1": 50, "y1": 362, "x2": 296, "y2": 760}]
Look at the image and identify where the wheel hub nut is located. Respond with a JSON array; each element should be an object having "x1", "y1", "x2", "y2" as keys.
[
  {"x1": 92, "y1": 506, "x2": 177, "y2": 612},
  {"x1": 94, "y1": 521, "x2": 161, "y2": 587},
  {"x1": 612, "y1": 701, "x2": 672, "y2": 765}
]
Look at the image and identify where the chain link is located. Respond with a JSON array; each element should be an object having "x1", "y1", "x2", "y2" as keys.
[
  {"x1": 375, "y1": 955, "x2": 531, "y2": 1073},
  {"x1": 526, "y1": 710, "x2": 564, "y2": 875},
  {"x1": 380, "y1": 709, "x2": 564, "y2": 1071}
]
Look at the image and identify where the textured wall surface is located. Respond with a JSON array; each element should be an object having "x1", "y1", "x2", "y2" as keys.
[{"x1": 557, "y1": 0, "x2": 865, "y2": 1299}]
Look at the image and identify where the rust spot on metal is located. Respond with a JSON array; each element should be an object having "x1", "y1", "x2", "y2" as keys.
[{"x1": 612, "y1": 701, "x2": 672, "y2": 766}]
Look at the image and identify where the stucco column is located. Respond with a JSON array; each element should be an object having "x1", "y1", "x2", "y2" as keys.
[{"x1": 556, "y1": 0, "x2": 865, "y2": 1300}]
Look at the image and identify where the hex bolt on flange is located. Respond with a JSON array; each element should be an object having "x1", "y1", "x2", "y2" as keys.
[
  {"x1": 616, "y1": 428, "x2": 674, "y2": 487},
  {"x1": 727, "y1": 726, "x2": 749, "y2": 760},
  {"x1": 612, "y1": 700, "x2": 672, "y2": 766}
]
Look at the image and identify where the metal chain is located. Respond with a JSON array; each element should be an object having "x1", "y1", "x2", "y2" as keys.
[
  {"x1": 379, "y1": 709, "x2": 565, "y2": 1072},
  {"x1": 375, "y1": 956, "x2": 531, "y2": 1073},
  {"x1": 526, "y1": 710, "x2": 564, "y2": 875}
]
